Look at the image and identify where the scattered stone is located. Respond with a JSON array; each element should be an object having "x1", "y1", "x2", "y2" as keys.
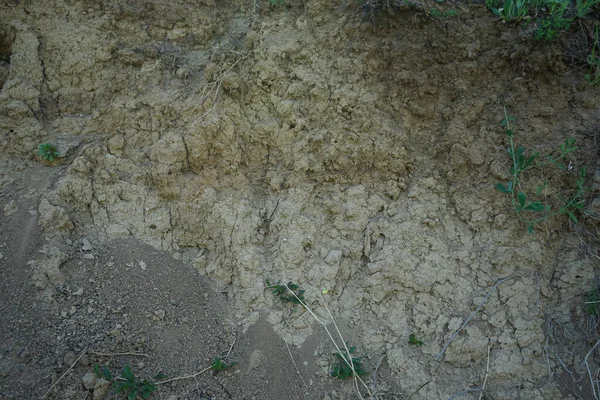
[
  {"x1": 108, "y1": 329, "x2": 121, "y2": 337},
  {"x1": 107, "y1": 135, "x2": 125, "y2": 156},
  {"x1": 69, "y1": 306, "x2": 77, "y2": 315},
  {"x1": 83, "y1": 253, "x2": 95, "y2": 260},
  {"x1": 0, "y1": 360, "x2": 13, "y2": 378},
  {"x1": 82, "y1": 372, "x2": 97, "y2": 390},
  {"x1": 172, "y1": 252, "x2": 182, "y2": 260},
  {"x1": 3, "y1": 200, "x2": 17, "y2": 216},
  {"x1": 81, "y1": 238, "x2": 93, "y2": 251},
  {"x1": 93, "y1": 378, "x2": 111, "y2": 400},
  {"x1": 73, "y1": 288, "x2": 84, "y2": 296},
  {"x1": 63, "y1": 352, "x2": 76, "y2": 366},
  {"x1": 137, "y1": 260, "x2": 147, "y2": 270},
  {"x1": 324, "y1": 249, "x2": 342, "y2": 266},
  {"x1": 38, "y1": 199, "x2": 74, "y2": 236},
  {"x1": 29, "y1": 246, "x2": 68, "y2": 300},
  {"x1": 153, "y1": 309, "x2": 165, "y2": 321}
]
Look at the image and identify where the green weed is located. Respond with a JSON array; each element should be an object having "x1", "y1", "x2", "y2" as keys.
[
  {"x1": 491, "y1": 0, "x2": 530, "y2": 21},
  {"x1": 430, "y1": 7, "x2": 458, "y2": 17},
  {"x1": 265, "y1": 279, "x2": 306, "y2": 305},
  {"x1": 495, "y1": 108, "x2": 588, "y2": 233},
  {"x1": 210, "y1": 357, "x2": 237, "y2": 372},
  {"x1": 534, "y1": 15, "x2": 573, "y2": 40},
  {"x1": 585, "y1": 25, "x2": 600, "y2": 85},
  {"x1": 93, "y1": 364, "x2": 163, "y2": 400},
  {"x1": 37, "y1": 143, "x2": 60, "y2": 161},
  {"x1": 486, "y1": 0, "x2": 504, "y2": 8},
  {"x1": 585, "y1": 284, "x2": 600, "y2": 316},
  {"x1": 408, "y1": 334, "x2": 425, "y2": 346},
  {"x1": 330, "y1": 344, "x2": 367, "y2": 380},
  {"x1": 576, "y1": 0, "x2": 600, "y2": 17}
]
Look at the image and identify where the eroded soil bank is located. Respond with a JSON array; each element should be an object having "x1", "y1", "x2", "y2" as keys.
[{"x1": 2, "y1": 0, "x2": 600, "y2": 399}]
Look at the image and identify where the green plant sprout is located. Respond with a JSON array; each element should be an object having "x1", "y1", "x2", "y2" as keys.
[
  {"x1": 491, "y1": 0, "x2": 530, "y2": 21},
  {"x1": 211, "y1": 357, "x2": 237, "y2": 372},
  {"x1": 430, "y1": 7, "x2": 458, "y2": 18},
  {"x1": 495, "y1": 108, "x2": 588, "y2": 232},
  {"x1": 585, "y1": 25, "x2": 600, "y2": 86},
  {"x1": 94, "y1": 364, "x2": 163, "y2": 400},
  {"x1": 534, "y1": 14, "x2": 572, "y2": 40},
  {"x1": 330, "y1": 344, "x2": 367, "y2": 380},
  {"x1": 265, "y1": 279, "x2": 306, "y2": 305},
  {"x1": 585, "y1": 284, "x2": 600, "y2": 316},
  {"x1": 408, "y1": 334, "x2": 425, "y2": 346},
  {"x1": 37, "y1": 143, "x2": 60, "y2": 161},
  {"x1": 576, "y1": 0, "x2": 600, "y2": 17}
]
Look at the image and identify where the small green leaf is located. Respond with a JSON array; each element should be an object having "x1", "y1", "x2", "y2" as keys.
[
  {"x1": 523, "y1": 153, "x2": 537, "y2": 169},
  {"x1": 524, "y1": 202, "x2": 545, "y2": 211},
  {"x1": 535, "y1": 182, "x2": 547, "y2": 195},
  {"x1": 567, "y1": 212, "x2": 578, "y2": 223},
  {"x1": 517, "y1": 192, "x2": 527, "y2": 208},
  {"x1": 121, "y1": 364, "x2": 134, "y2": 381},
  {"x1": 572, "y1": 202, "x2": 585, "y2": 209},
  {"x1": 495, "y1": 183, "x2": 509, "y2": 193}
]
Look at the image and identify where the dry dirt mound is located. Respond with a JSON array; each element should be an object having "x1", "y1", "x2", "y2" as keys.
[{"x1": 2, "y1": 0, "x2": 600, "y2": 399}]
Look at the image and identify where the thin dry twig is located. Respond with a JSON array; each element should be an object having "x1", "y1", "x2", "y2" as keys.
[
  {"x1": 583, "y1": 339, "x2": 600, "y2": 400},
  {"x1": 405, "y1": 381, "x2": 429, "y2": 400},
  {"x1": 437, "y1": 276, "x2": 514, "y2": 360},
  {"x1": 2, "y1": 0, "x2": 16, "y2": 8},
  {"x1": 155, "y1": 337, "x2": 237, "y2": 386},
  {"x1": 191, "y1": 52, "x2": 253, "y2": 127},
  {"x1": 371, "y1": 353, "x2": 387, "y2": 399},
  {"x1": 41, "y1": 348, "x2": 87, "y2": 399},
  {"x1": 479, "y1": 341, "x2": 491, "y2": 400},
  {"x1": 283, "y1": 338, "x2": 309, "y2": 390},
  {"x1": 154, "y1": 366, "x2": 212, "y2": 385},
  {"x1": 282, "y1": 284, "x2": 373, "y2": 399},
  {"x1": 90, "y1": 351, "x2": 150, "y2": 358},
  {"x1": 225, "y1": 336, "x2": 237, "y2": 360}
]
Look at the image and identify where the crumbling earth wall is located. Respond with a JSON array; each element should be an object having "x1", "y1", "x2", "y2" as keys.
[{"x1": 2, "y1": 0, "x2": 600, "y2": 398}]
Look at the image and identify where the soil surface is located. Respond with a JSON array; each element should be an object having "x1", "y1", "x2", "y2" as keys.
[{"x1": 2, "y1": 0, "x2": 600, "y2": 399}]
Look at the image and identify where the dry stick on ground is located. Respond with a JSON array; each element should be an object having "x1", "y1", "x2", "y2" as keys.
[
  {"x1": 478, "y1": 341, "x2": 491, "y2": 400},
  {"x1": 437, "y1": 275, "x2": 515, "y2": 360},
  {"x1": 322, "y1": 301, "x2": 367, "y2": 399},
  {"x1": 41, "y1": 348, "x2": 88, "y2": 399},
  {"x1": 371, "y1": 353, "x2": 387, "y2": 399},
  {"x1": 283, "y1": 338, "x2": 310, "y2": 390},
  {"x1": 583, "y1": 339, "x2": 600, "y2": 400},
  {"x1": 90, "y1": 351, "x2": 150, "y2": 358},
  {"x1": 225, "y1": 336, "x2": 237, "y2": 360},
  {"x1": 191, "y1": 52, "x2": 253, "y2": 127},
  {"x1": 405, "y1": 381, "x2": 430, "y2": 400},
  {"x1": 447, "y1": 340, "x2": 492, "y2": 400},
  {"x1": 154, "y1": 338, "x2": 237, "y2": 386},
  {"x1": 282, "y1": 284, "x2": 373, "y2": 399},
  {"x1": 153, "y1": 366, "x2": 213, "y2": 385}
]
